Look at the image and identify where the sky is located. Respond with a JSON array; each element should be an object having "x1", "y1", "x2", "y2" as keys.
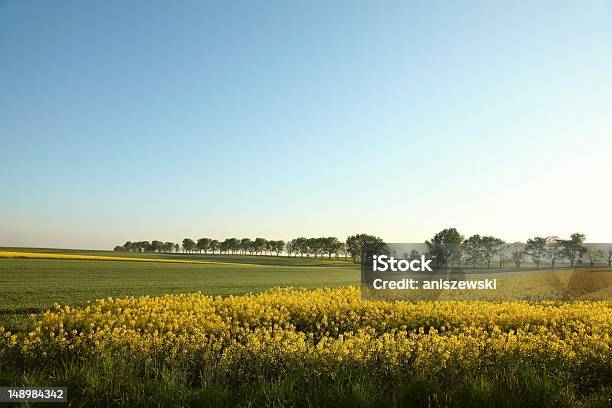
[{"x1": 1, "y1": 0, "x2": 611, "y2": 249}]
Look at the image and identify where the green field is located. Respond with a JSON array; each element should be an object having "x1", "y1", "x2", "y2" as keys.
[
  {"x1": 1, "y1": 247, "x2": 610, "y2": 407},
  {"x1": 0, "y1": 247, "x2": 359, "y2": 329}
]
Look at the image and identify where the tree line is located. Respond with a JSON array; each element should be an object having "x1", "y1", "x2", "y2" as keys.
[
  {"x1": 114, "y1": 229, "x2": 612, "y2": 268},
  {"x1": 424, "y1": 228, "x2": 612, "y2": 269},
  {"x1": 114, "y1": 234, "x2": 386, "y2": 261}
]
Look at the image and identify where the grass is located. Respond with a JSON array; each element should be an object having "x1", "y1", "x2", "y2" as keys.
[
  {"x1": 5, "y1": 355, "x2": 607, "y2": 407},
  {"x1": 0, "y1": 247, "x2": 609, "y2": 407},
  {"x1": 0, "y1": 253, "x2": 359, "y2": 329}
]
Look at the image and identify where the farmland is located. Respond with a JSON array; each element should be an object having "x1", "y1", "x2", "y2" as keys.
[
  {"x1": 0, "y1": 248, "x2": 358, "y2": 329},
  {"x1": 0, "y1": 247, "x2": 610, "y2": 407}
]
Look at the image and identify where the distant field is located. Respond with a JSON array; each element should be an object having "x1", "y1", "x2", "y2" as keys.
[
  {"x1": 0, "y1": 246, "x2": 353, "y2": 266},
  {"x1": 0, "y1": 249, "x2": 359, "y2": 329}
]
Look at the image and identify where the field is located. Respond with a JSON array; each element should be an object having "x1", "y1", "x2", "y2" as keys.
[
  {"x1": 0, "y1": 248, "x2": 610, "y2": 407},
  {"x1": 0, "y1": 248, "x2": 358, "y2": 329}
]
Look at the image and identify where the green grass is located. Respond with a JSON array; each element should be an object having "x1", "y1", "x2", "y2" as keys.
[
  {"x1": 0, "y1": 247, "x2": 609, "y2": 407},
  {"x1": 4, "y1": 353, "x2": 608, "y2": 408},
  {"x1": 0, "y1": 255, "x2": 359, "y2": 329}
]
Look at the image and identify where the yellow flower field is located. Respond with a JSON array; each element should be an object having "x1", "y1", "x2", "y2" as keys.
[
  {"x1": 0, "y1": 250, "x2": 258, "y2": 267},
  {"x1": 1, "y1": 287, "x2": 610, "y2": 406}
]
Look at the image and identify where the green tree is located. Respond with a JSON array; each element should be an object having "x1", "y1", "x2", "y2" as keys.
[
  {"x1": 323, "y1": 237, "x2": 341, "y2": 259},
  {"x1": 337, "y1": 242, "x2": 348, "y2": 260},
  {"x1": 525, "y1": 237, "x2": 547, "y2": 268},
  {"x1": 306, "y1": 238, "x2": 324, "y2": 258},
  {"x1": 294, "y1": 237, "x2": 308, "y2": 257},
  {"x1": 254, "y1": 238, "x2": 268, "y2": 255},
  {"x1": 545, "y1": 236, "x2": 562, "y2": 268},
  {"x1": 209, "y1": 239, "x2": 219, "y2": 254},
  {"x1": 163, "y1": 242, "x2": 175, "y2": 253},
  {"x1": 182, "y1": 238, "x2": 196, "y2": 253},
  {"x1": 286, "y1": 240, "x2": 295, "y2": 257},
  {"x1": 425, "y1": 228, "x2": 464, "y2": 268},
  {"x1": 495, "y1": 243, "x2": 511, "y2": 269},
  {"x1": 151, "y1": 240, "x2": 164, "y2": 252},
  {"x1": 271, "y1": 240, "x2": 285, "y2": 256},
  {"x1": 346, "y1": 234, "x2": 388, "y2": 264},
  {"x1": 240, "y1": 238, "x2": 252, "y2": 255},
  {"x1": 560, "y1": 233, "x2": 586, "y2": 268},
  {"x1": 463, "y1": 235, "x2": 483, "y2": 269},
  {"x1": 510, "y1": 242, "x2": 526, "y2": 268},
  {"x1": 226, "y1": 238, "x2": 239, "y2": 254},
  {"x1": 480, "y1": 236, "x2": 505, "y2": 269},
  {"x1": 196, "y1": 238, "x2": 211, "y2": 254}
]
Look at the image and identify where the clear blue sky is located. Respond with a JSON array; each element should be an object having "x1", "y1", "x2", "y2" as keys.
[{"x1": 1, "y1": 0, "x2": 611, "y2": 249}]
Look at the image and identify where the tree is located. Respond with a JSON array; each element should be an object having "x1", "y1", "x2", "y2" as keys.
[
  {"x1": 510, "y1": 242, "x2": 526, "y2": 268},
  {"x1": 271, "y1": 240, "x2": 285, "y2": 256},
  {"x1": 182, "y1": 238, "x2": 196, "y2": 253},
  {"x1": 164, "y1": 242, "x2": 175, "y2": 253},
  {"x1": 223, "y1": 238, "x2": 237, "y2": 254},
  {"x1": 151, "y1": 240, "x2": 164, "y2": 252},
  {"x1": 323, "y1": 237, "x2": 341, "y2": 259},
  {"x1": 584, "y1": 247, "x2": 603, "y2": 267},
  {"x1": 286, "y1": 240, "x2": 295, "y2": 257},
  {"x1": 196, "y1": 238, "x2": 211, "y2": 254},
  {"x1": 346, "y1": 234, "x2": 388, "y2": 264},
  {"x1": 605, "y1": 248, "x2": 612, "y2": 268},
  {"x1": 495, "y1": 243, "x2": 511, "y2": 269},
  {"x1": 209, "y1": 240, "x2": 219, "y2": 254},
  {"x1": 545, "y1": 236, "x2": 563, "y2": 268},
  {"x1": 525, "y1": 237, "x2": 546, "y2": 268},
  {"x1": 263, "y1": 240, "x2": 271, "y2": 255},
  {"x1": 560, "y1": 233, "x2": 586, "y2": 268},
  {"x1": 114, "y1": 245, "x2": 124, "y2": 251},
  {"x1": 481, "y1": 236, "x2": 505, "y2": 269},
  {"x1": 463, "y1": 235, "x2": 483, "y2": 269},
  {"x1": 408, "y1": 249, "x2": 420, "y2": 261},
  {"x1": 254, "y1": 238, "x2": 268, "y2": 255},
  {"x1": 306, "y1": 238, "x2": 324, "y2": 258},
  {"x1": 240, "y1": 238, "x2": 252, "y2": 255},
  {"x1": 337, "y1": 243, "x2": 348, "y2": 260},
  {"x1": 134, "y1": 241, "x2": 150, "y2": 252},
  {"x1": 174, "y1": 243, "x2": 180, "y2": 253},
  {"x1": 294, "y1": 237, "x2": 308, "y2": 257},
  {"x1": 449, "y1": 245, "x2": 463, "y2": 268},
  {"x1": 425, "y1": 228, "x2": 464, "y2": 269}
]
